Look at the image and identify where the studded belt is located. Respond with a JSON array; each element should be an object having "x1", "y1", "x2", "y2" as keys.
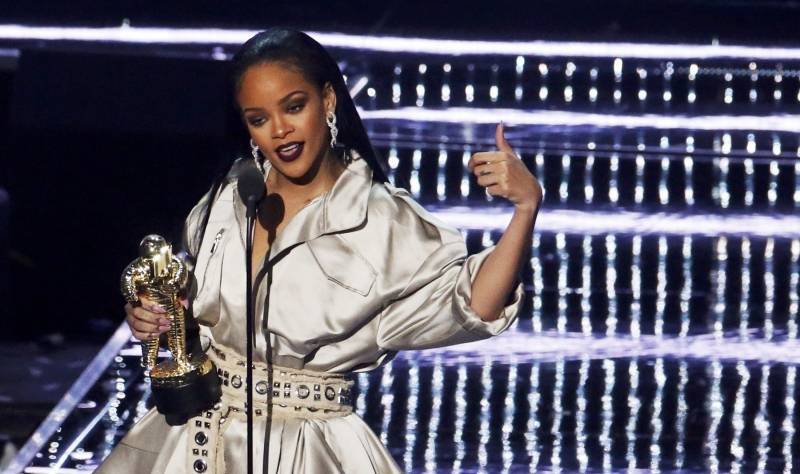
[{"x1": 185, "y1": 343, "x2": 354, "y2": 473}]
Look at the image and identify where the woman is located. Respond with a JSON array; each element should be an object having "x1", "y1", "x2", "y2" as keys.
[{"x1": 99, "y1": 27, "x2": 542, "y2": 473}]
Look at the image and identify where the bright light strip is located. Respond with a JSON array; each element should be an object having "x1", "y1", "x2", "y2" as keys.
[
  {"x1": 3, "y1": 24, "x2": 800, "y2": 60},
  {"x1": 0, "y1": 24, "x2": 250, "y2": 45},
  {"x1": 360, "y1": 107, "x2": 800, "y2": 133},
  {"x1": 23, "y1": 469, "x2": 85, "y2": 474},
  {"x1": 430, "y1": 206, "x2": 800, "y2": 238},
  {"x1": 407, "y1": 329, "x2": 800, "y2": 364}
]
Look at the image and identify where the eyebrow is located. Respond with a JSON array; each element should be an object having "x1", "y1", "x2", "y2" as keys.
[{"x1": 242, "y1": 90, "x2": 307, "y2": 112}]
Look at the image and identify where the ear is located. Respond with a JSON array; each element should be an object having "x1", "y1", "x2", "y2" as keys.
[{"x1": 322, "y1": 82, "x2": 337, "y2": 115}]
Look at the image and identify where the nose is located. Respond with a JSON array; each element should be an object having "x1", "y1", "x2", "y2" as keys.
[{"x1": 271, "y1": 115, "x2": 293, "y2": 139}]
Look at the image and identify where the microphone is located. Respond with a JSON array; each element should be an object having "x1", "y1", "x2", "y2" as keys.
[
  {"x1": 235, "y1": 159, "x2": 265, "y2": 474},
  {"x1": 237, "y1": 162, "x2": 266, "y2": 219}
]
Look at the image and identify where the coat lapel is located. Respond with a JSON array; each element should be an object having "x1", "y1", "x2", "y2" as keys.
[{"x1": 229, "y1": 149, "x2": 374, "y2": 262}]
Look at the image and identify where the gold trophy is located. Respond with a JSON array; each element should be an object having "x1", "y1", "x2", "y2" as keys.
[{"x1": 121, "y1": 234, "x2": 221, "y2": 425}]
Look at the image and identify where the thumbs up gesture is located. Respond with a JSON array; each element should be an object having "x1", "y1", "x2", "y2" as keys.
[{"x1": 468, "y1": 122, "x2": 543, "y2": 213}]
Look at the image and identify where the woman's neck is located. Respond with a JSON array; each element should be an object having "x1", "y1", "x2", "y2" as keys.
[{"x1": 268, "y1": 151, "x2": 346, "y2": 205}]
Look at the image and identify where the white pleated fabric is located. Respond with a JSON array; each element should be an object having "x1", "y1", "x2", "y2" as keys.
[{"x1": 97, "y1": 150, "x2": 523, "y2": 473}]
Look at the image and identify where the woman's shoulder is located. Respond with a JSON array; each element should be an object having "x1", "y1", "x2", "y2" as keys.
[
  {"x1": 365, "y1": 180, "x2": 462, "y2": 246},
  {"x1": 181, "y1": 162, "x2": 241, "y2": 255},
  {"x1": 185, "y1": 176, "x2": 236, "y2": 223},
  {"x1": 352, "y1": 180, "x2": 468, "y2": 286}
]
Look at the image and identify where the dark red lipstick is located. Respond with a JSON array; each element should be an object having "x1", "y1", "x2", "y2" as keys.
[{"x1": 275, "y1": 142, "x2": 304, "y2": 162}]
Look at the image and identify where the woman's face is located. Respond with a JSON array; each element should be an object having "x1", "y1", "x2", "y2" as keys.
[{"x1": 237, "y1": 61, "x2": 336, "y2": 183}]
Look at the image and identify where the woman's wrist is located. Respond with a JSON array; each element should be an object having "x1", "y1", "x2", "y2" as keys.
[{"x1": 513, "y1": 199, "x2": 540, "y2": 217}]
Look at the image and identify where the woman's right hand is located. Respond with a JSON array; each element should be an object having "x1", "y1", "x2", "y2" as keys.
[{"x1": 125, "y1": 296, "x2": 171, "y2": 341}]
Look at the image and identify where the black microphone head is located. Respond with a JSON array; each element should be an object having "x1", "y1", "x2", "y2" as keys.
[{"x1": 236, "y1": 161, "x2": 266, "y2": 215}]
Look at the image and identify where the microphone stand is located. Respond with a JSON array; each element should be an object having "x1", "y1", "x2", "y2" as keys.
[
  {"x1": 237, "y1": 161, "x2": 266, "y2": 474},
  {"x1": 244, "y1": 195, "x2": 257, "y2": 474}
]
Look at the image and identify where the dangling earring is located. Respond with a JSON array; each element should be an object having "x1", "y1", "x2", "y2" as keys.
[
  {"x1": 326, "y1": 111, "x2": 338, "y2": 149},
  {"x1": 250, "y1": 138, "x2": 266, "y2": 177}
]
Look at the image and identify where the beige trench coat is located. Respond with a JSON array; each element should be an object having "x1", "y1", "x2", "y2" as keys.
[{"x1": 97, "y1": 150, "x2": 523, "y2": 473}]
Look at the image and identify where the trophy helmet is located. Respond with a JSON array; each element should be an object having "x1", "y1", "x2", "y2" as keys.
[
  {"x1": 139, "y1": 234, "x2": 174, "y2": 278},
  {"x1": 139, "y1": 234, "x2": 169, "y2": 258}
]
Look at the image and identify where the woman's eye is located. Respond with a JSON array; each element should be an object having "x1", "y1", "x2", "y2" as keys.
[
  {"x1": 249, "y1": 117, "x2": 265, "y2": 126},
  {"x1": 288, "y1": 103, "x2": 304, "y2": 113}
]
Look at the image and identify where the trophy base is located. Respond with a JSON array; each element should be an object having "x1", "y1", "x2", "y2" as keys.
[{"x1": 150, "y1": 354, "x2": 222, "y2": 426}]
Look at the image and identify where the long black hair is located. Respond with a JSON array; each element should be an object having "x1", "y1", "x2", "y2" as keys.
[{"x1": 185, "y1": 28, "x2": 388, "y2": 258}]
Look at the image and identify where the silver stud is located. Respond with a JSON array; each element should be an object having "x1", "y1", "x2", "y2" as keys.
[
  {"x1": 255, "y1": 381, "x2": 268, "y2": 395},
  {"x1": 325, "y1": 386, "x2": 335, "y2": 400},
  {"x1": 231, "y1": 375, "x2": 242, "y2": 389},
  {"x1": 314, "y1": 394, "x2": 321, "y2": 401},
  {"x1": 297, "y1": 385, "x2": 310, "y2": 399},
  {"x1": 193, "y1": 459, "x2": 207, "y2": 473},
  {"x1": 284, "y1": 391, "x2": 291, "y2": 398},
  {"x1": 284, "y1": 382, "x2": 291, "y2": 389},
  {"x1": 314, "y1": 384, "x2": 320, "y2": 391},
  {"x1": 273, "y1": 390, "x2": 280, "y2": 397},
  {"x1": 195, "y1": 432, "x2": 208, "y2": 446}
]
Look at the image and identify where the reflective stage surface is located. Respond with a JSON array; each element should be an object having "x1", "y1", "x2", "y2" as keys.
[
  {"x1": 13, "y1": 230, "x2": 800, "y2": 473},
  {"x1": 364, "y1": 351, "x2": 800, "y2": 473},
  {"x1": 8, "y1": 32, "x2": 800, "y2": 474}
]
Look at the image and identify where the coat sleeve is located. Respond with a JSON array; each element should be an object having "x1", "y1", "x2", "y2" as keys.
[
  {"x1": 180, "y1": 159, "x2": 243, "y2": 261},
  {"x1": 374, "y1": 192, "x2": 524, "y2": 351}
]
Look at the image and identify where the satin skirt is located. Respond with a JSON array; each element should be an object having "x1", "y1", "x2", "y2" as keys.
[{"x1": 95, "y1": 405, "x2": 401, "y2": 473}]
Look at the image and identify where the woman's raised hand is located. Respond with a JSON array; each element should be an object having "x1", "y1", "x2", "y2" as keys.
[
  {"x1": 468, "y1": 122, "x2": 543, "y2": 213},
  {"x1": 125, "y1": 296, "x2": 170, "y2": 341}
]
